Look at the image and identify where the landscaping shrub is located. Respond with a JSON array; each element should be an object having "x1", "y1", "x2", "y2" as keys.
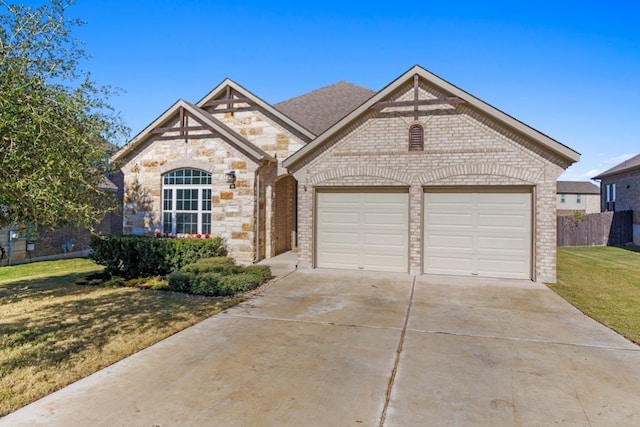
[
  {"x1": 167, "y1": 272, "x2": 195, "y2": 293},
  {"x1": 168, "y1": 259, "x2": 272, "y2": 296},
  {"x1": 90, "y1": 235, "x2": 226, "y2": 278},
  {"x1": 181, "y1": 257, "x2": 239, "y2": 275},
  {"x1": 243, "y1": 265, "x2": 273, "y2": 283},
  {"x1": 189, "y1": 272, "x2": 225, "y2": 296},
  {"x1": 218, "y1": 273, "x2": 261, "y2": 295}
]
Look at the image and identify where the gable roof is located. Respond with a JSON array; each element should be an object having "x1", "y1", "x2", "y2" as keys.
[
  {"x1": 111, "y1": 99, "x2": 275, "y2": 165},
  {"x1": 557, "y1": 181, "x2": 600, "y2": 194},
  {"x1": 283, "y1": 65, "x2": 581, "y2": 170},
  {"x1": 196, "y1": 78, "x2": 315, "y2": 142},
  {"x1": 593, "y1": 153, "x2": 640, "y2": 179},
  {"x1": 275, "y1": 81, "x2": 375, "y2": 135}
]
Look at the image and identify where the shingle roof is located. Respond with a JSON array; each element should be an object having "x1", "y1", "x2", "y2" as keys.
[
  {"x1": 283, "y1": 65, "x2": 580, "y2": 170},
  {"x1": 275, "y1": 81, "x2": 375, "y2": 135},
  {"x1": 557, "y1": 181, "x2": 600, "y2": 194},
  {"x1": 593, "y1": 153, "x2": 640, "y2": 179}
]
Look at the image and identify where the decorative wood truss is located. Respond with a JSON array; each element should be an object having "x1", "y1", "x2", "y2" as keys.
[
  {"x1": 371, "y1": 74, "x2": 466, "y2": 120},
  {"x1": 149, "y1": 106, "x2": 212, "y2": 142},
  {"x1": 201, "y1": 86, "x2": 254, "y2": 114}
]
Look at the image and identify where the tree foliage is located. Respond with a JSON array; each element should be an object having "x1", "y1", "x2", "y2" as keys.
[{"x1": 0, "y1": 0, "x2": 128, "y2": 229}]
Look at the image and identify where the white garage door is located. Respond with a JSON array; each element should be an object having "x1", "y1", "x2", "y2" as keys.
[
  {"x1": 317, "y1": 189, "x2": 408, "y2": 272},
  {"x1": 424, "y1": 189, "x2": 532, "y2": 279}
]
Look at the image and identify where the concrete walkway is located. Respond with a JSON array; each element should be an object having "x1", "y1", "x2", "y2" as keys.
[{"x1": 2, "y1": 266, "x2": 640, "y2": 426}]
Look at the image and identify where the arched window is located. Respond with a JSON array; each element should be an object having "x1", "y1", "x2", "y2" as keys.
[
  {"x1": 162, "y1": 169, "x2": 212, "y2": 235},
  {"x1": 409, "y1": 124, "x2": 424, "y2": 151}
]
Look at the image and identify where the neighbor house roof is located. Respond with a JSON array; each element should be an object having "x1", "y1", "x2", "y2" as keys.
[
  {"x1": 593, "y1": 153, "x2": 640, "y2": 179},
  {"x1": 283, "y1": 65, "x2": 581, "y2": 170},
  {"x1": 111, "y1": 99, "x2": 275, "y2": 165},
  {"x1": 557, "y1": 181, "x2": 600, "y2": 194},
  {"x1": 275, "y1": 81, "x2": 375, "y2": 135}
]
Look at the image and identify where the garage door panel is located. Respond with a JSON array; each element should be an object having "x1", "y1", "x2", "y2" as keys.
[
  {"x1": 317, "y1": 190, "x2": 408, "y2": 272},
  {"x1": 318, "y1": 253, "x2": 361, "y2": 269},
  {"x1": 478, "y1": 213, "x2": 529, "y2": 228},
  {"x1": 322, "y1": 212, "x2": 360, "y2": 225},
  {"x1": 426, "y1": 234, "x2": 474, "y2": 250},
  {"x1": 425, "y1": 254, "x2": 474, "y2": 276},
  {"x1": 427, "y1": 212, "x2": 473, "y2": 227},
  {"x1": 477, "y1": 236, "x2": 529, "y2": 251},
  {"x1": 363, "y1": 212, "x2": 406, "y2": 226},
  {"x1": 319, "y1": 230, "x2": 360, "y2": 245},
  {"x1": 363, "y1": 232, "x2": 405, "y2": 247},
  {"x1": 424, "y1": 190, "x2": 532, "y2": 279}
]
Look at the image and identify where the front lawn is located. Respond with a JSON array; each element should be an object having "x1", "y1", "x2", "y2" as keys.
[
  {"x1": 0, "y1": 258, "x2": 243, "y2": 416},
  {"x1": 549, "y1": 246, "x2": 640, "y2": 345}
]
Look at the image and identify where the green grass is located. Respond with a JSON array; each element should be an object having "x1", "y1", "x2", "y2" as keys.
[
  {"x1": 549, "y1": 246, "x2": 640, "y2": 345},
  {"x1": 0, "y1": 259, "x2": 243, "y2": 416}
]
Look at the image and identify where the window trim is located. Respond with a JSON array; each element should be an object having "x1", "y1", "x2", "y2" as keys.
[{"x1": 162, "y1": 168, "x2": 212, "y2": 235}]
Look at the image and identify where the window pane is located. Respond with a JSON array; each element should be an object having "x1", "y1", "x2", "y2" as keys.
[
  {"x1": 176, "y1": 213, "x2": 198, "y2": 234},
  {"x1": 177, "y1": 189, "x2": 198, "y2": 211},
  {"x1": 163, "y1": 189, "x2": 173, "y2": 210},
  {"x1": 202, "y1": 213, "x2": 211, "y2": 234},
  {"x1": 202, "y1": 189, "x2": 212, "y2": 211},
  {"x1": 163, "y1": 212, "x2": 172, "y2": 234}
]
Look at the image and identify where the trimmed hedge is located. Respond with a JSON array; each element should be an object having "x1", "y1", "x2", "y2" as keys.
[
  {"x1": 167, "y1": 257, "x2": 272, "y2": 296},
  {"x1": 89, "y1": 234, "x2": 226, "y2": 278}
]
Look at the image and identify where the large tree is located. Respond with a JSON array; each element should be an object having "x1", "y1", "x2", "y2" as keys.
[{"x1": 0, "y1": 0, "x2": 128, "y2": 230}]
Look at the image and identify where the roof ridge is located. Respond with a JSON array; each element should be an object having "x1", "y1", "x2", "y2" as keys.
[
  {"x1": 275, "y1": 81, "x2": 375, "y2": 105},
  {"x1": 593, "y1": 153, "x2": 640, "y2": 179}
]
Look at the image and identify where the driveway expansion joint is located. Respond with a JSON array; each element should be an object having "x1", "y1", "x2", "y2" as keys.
[
  {"x1": 406, "y1": 328, "x2": 640, "y2": 351},
  {"x1": 378, "y1": 276, "x2": 416, "y2": 427}
]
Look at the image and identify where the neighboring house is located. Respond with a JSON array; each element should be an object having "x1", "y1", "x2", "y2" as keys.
[
  {"x1": 0, "y1": 176, "x2": 120, "y2": 266},
  {"x1": 556, "y1": 181, "x2": 600, "y2": 216},
  {"x1": 283, "y1": 65, "x2": 579, "y2": 283},
  {"x1": 111, "y1": 80, "x2": 372, "y2": 264},
  {"x1": 593, "y1": 153, "x2": 640, "y2": 245}
]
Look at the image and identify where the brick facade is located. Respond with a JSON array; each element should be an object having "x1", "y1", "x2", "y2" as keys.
[
  {"x1": 288, "y1": 79, "x2": 571, "y2": 283},
  {"x1": 598, "y1": 171, "x2": 640, "y2": 245}
]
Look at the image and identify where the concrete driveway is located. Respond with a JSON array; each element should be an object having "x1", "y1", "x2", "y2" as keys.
[{"x1": 2, "y1": 269, "x2": 640, "y2": 426}]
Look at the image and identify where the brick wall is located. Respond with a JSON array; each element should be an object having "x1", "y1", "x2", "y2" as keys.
[
  {"x1": 290, "y1": 82, "x2": 566, "y2": 282},
  {"x1": 599, "y1": 171, "x2": 640, "y2": 244}
]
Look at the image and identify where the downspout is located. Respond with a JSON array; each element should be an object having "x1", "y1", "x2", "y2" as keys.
[{"x1": 254, "y1": 167, "x2": 261, "y2": 263}]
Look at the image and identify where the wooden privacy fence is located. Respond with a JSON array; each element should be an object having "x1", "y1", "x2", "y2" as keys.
[{"x1": 557, "y1": 210, "x2": 633, "y2": 247}]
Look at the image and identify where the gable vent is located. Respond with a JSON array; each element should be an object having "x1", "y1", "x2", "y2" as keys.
[{"x1": 409, "y1": 124, "x2": 424, "y2": 151}]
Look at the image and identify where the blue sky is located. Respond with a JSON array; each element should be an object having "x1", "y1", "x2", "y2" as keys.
[{"x1": 30, "y1": 1, "x2": 640, "y2": 181}]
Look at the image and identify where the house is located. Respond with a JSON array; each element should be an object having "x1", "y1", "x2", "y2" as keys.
[
  {"x1": 110, "y1": 80, "x2": 372, "y2": 264},
  {"x1": 0, "y1": 179, "x2": 120, "y2": 266},
  {"x1": 593, "y1": 153, "x2": 640, "y2": 245},
  {"x1": 113, "y1": 65, "x2": 579, "y2": 282},
  {"x1": 283, "y1": 65, "x2": 579, "y2": 283},
  {"x1": 556, "y1": 181, "x2": 600, "y2": 216}
]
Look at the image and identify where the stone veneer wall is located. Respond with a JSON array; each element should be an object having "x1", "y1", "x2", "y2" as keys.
[
  {"x1": 121, "y1": 133, "x2": 259, "y2": 264},
  {"x1": 119, "y1": 107, "x2": 305, "y2": 264},
  {"x1": 290, "y1": 82, "x2": 568, "y2": 283}
]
